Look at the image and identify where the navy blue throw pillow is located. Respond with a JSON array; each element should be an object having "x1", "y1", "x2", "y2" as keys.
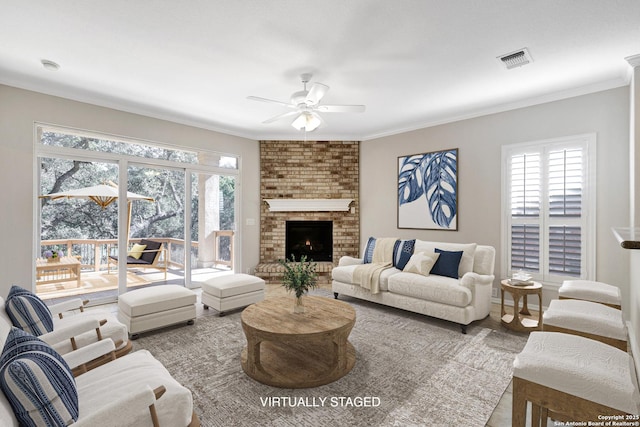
[
  {"x1": 0, "y1": 327, "x2": 79, "y2": 426},
  {"x1": 393, "y1": 239, "x2": 415, "y2": 270},
  {"x1": 430, "y1": 249, "x2": 463, "y2": 278},
  {"x1": 5, "y1": 285, "x2": 54, "y2": 336}
]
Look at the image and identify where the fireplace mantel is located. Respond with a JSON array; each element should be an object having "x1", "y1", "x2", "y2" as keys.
[{"x1": 264, "y1": 198, "x2": 353, "y2": 212}]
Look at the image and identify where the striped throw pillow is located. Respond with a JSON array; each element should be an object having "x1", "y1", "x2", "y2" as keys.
[
  {"x1": 5, "y1": 285, "x2": 53, "y2": 336},
  {"x1": 0, "y1": 327, "x2": 79, "y2": 426},
  {"x1": 363, "y1": 237, "x2": 376, "y2": 264},
  {"x1": 392, "y1": 239, "x2": 415, "y2": 270}
]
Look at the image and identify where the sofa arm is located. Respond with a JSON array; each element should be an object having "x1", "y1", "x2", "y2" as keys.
[
  {"x1": 73, "y1": 385, "x2": 161, "y2": 427},
  {"x1": 460, "y1": 272, "x2": 494, "y2": 319},
  {"x1": 338, "y1": 256, "x2": 364, "y2": 267},
  {"x1": 460, "y1": 272, "x2": 494, "y2": 288}
]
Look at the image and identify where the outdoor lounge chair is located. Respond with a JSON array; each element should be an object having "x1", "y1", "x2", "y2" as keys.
[{"x1": 108, "y1": 239, "x2": 168, "y2": 280}]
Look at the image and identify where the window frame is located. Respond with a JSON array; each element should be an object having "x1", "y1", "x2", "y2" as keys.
[
  {"x1": 501, "y1": 133, "x2": 596, "y2": 285},
  {"x1": 33, "y1": 122, "x2": 241, "y2": 296}
]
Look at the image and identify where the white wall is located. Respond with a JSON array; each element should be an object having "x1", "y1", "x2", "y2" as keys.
[
  {"x1": 0, "y1": 84, "x2": 261, "y2": 298},
  {"x1": 361, "y1": 87, "x2": 631, "y2": 312}
]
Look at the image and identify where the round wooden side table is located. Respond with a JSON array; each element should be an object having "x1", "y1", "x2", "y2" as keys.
[{"x1": 500, "y1": 279, "x2": 543, "y2": 332}]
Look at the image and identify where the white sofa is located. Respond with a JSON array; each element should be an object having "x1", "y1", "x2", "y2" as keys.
[{"x1": 332, "y1": 239, "x2": 495, "y2": 333}]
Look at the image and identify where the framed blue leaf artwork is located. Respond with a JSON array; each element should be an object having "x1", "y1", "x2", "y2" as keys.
[{"x1": 398, "y1": 148, "x2": 458, "y2": 230}]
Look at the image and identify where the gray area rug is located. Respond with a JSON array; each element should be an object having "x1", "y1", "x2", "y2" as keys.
[{"x1": 133, "y1": 291, "x2": 527, "y2": 426}]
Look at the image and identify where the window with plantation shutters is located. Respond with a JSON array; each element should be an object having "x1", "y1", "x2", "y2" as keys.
[{"x1": 502, "y1": 135, "x2": 595, "y2": 284}]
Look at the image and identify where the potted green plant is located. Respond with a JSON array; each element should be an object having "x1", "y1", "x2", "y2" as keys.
[{"x1": 278, "y1": 254, "x2": 318, "y2": 313}]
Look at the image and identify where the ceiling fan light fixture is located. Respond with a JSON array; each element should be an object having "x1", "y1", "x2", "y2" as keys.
[{"x1": 291, "y1": 112, "x2": 321, "y2": 132}]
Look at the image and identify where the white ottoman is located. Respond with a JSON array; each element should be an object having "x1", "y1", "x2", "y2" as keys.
[
  {"x1": 542, "y1": 299, "x2": 627, "y2": 350},
  {"x1": 512, "y1": 332, "x2": 640, "y2": 425},
  {"x1": 118, "y1": 285, "x2": 197, "y2": 338},
  {"x1": 558, "y1": 280, "x2": 621, "y2": 309},
  {"x1": 202, "y1": 274, "x2": 265, "y2": 316}
]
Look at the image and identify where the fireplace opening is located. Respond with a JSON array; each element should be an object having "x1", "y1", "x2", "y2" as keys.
[{"x1": 285, "y1": 221, "x2": 333, "y2": 262}]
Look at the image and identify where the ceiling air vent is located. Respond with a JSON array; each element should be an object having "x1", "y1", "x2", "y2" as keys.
[{"x1": 498, "y1": 48, "x2": 533, "y2": 69}]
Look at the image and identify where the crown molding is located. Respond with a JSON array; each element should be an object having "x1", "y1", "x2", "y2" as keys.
[{"x1": 626, "y1": 54, "x2": 640, "y2": 68}]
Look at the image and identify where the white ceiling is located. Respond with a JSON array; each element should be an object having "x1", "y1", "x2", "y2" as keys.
[{"x1": 1, "y1": 1, "x2": 639, "y2": 141}]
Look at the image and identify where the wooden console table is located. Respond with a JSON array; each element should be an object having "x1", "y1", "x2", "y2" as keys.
[
  {"x1": 240, "y1": 296, "x2": 356, "y2": 388},
  {"x1": 500, "y1": 279, "x2": 543, "y2": 332},
  {"x1": 36, "y1": 256, "x2": 82, "y2": 288}
]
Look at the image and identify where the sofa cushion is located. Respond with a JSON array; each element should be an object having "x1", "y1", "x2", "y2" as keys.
[
  {"x1": 139, "y1": 239, "x2": 163, "y2": 264},
  {"x1": 393, "y1": 239, "x2": 415, "y2": 270},
  {"x1": 76, "y1": 349, "x2": 193, "y2": 427},
  {"x1": 0, "y1": 327, "x2": 78, "y2": 426},
  {"x1": 473, "y1": 246, "x2": 496, "y2": 276},
  {"x1": 5, "y1": 285, "x2": 54, "y2": 336},
  {"x1": 363, "y1": 237, "x2": 376, "y2": 264},
  {"x1": 403, "y1": 252, "x2": 439, "y2": 276},
  {"x1": 387, "y1": 273, "x2": 472, "y2": 307},
  {"x1": 415, "y1": 241, "x2": 477, "y2": 276},
  {"x1": 331, "y1": 264, "x2": 400, "y2": 292},
  {"x1": 430, "y1": 249, "x2": 463, "y2": 279}
]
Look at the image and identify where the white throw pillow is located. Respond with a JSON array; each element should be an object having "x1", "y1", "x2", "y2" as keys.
[
  {"x1": 414, "y1": 240, "x2": 477, "y2": 276},
  {"x1": 403, "y1": 252, "x2": 440, "y2": 276}
]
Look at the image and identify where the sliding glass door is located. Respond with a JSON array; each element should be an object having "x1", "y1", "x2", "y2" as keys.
[
  {"x1": 125, "y1": 164, "x2": 185, "y2": 290},
  {"x1": 38, "y1": 158, "x2": 120, "y2": 303}
]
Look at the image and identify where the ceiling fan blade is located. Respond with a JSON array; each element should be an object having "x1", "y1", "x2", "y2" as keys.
[
  {"x1": 247, "y1": 96, "x2": 296, "y2": 109},
  {"x1": 305, "y1": 83, "x2": 329, "y2": 105},
  {"x1": 262, "y1": 110, "x2": 300, "y2": 124},
  {"x1": 317, "y1": 104, "x2": 366, "y2": 113}
]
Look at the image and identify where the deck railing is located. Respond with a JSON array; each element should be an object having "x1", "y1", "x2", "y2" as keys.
[{"x1": 40, "y1": 231, "x2": 234, "y2": 272}]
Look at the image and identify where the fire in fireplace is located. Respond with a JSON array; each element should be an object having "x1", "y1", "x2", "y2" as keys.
[{"x1": 285, "y1": 221, "x2": 333, "y2": 262}]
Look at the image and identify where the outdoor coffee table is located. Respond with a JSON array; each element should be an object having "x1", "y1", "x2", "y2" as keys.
[
  {"x1": 36, "y1": 256, "x2": 82, "y2": 288},
  {"x1": 240, "y1": 295, "x2": 356, "y2": 388}
]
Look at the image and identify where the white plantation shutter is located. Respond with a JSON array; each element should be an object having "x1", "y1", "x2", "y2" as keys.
[
  {"x1": 547, "y1": 148, "x2": 584, "y2": 277},
  {"x1": 548, "y1": 148, "x2": 583, "y2": 217},
  {"x1": 510, "y1": 224, "x2": 540, "y2": 272},
  {"x1": 510, "y1": 153, "x2": 540, "y2": 217},
  {"x1": 503, "y1": 135, "x2": 594, "y2": 283},
  {"x1": 510, "y1": 152, "x2": 541, "y2": 273}
]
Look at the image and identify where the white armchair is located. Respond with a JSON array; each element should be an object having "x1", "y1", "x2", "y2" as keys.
[
  {"x1": 0, "y1": 332, "x2": 200, "y2": 427},
  {"x1": 2, "y1": 287, "x2": 132, "y2": 365}
]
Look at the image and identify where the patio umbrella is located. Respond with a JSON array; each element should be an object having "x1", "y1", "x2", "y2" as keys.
[
  {"x1": 40, "y1": 183, "x2": 154, "y2": 242},
  {"x1": 40, "y1": 183, "x2": 154, "y2": 208}
]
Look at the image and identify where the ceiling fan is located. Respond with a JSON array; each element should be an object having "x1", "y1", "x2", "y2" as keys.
[{"x1": 247, "y1": 73, "x2": 366, "y2": 131}]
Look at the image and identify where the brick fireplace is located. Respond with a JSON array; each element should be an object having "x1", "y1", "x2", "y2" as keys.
[{"x1": 255, "y1": 140, "x2": 360, "y2": 284}]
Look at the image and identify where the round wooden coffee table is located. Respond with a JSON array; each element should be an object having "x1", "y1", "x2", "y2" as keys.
[{"x1": 240, "y1": 296, "x2": 356, "y2": 388}]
